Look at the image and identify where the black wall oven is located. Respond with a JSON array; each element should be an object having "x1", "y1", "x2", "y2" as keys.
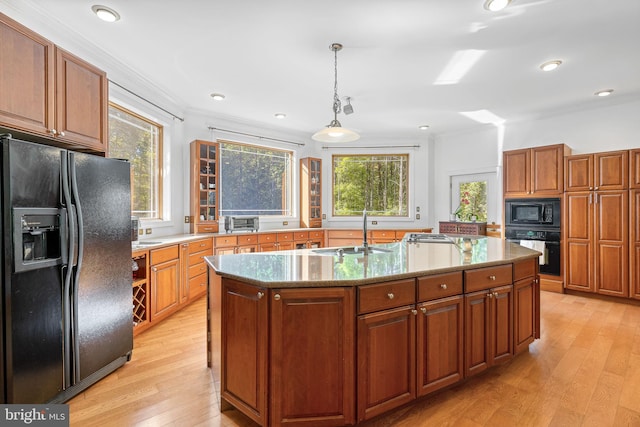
[{"x1": 505, "y1": 197, "x2": 561, "y2": 276}]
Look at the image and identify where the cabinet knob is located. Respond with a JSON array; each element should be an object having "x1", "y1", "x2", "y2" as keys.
[
  {"x1": 589, "y1": 186, "x2": 593, "y2": 190},
  {"x1": 49, "y1": 128, "x2": 57, "y2": 135},
  {"x1": 152, "y1": 267, "x2": 157, "y2": 272},
  {"x1": 595, "y1": 186, "x2": 599, "y2": 190},
  {"x1": 58, "y1": 131, "x2": 65, "y2": 137},
  {"x1": 387, "y1": 293, "x2": 395, "y2": 300},
  {"x1": 440, "y1": 283, "x2": 448, "y2": 289},
  {"x1": 274, "y1": 293, "x2": 281, "y2": 301},
  {"x1": 489, "y1": 275, "x2": 496, "y2": 281},
  {"x1": 257, "y1": 291, "x2": 264, "y2": 299},
  {"x1": 420, "y1": 307, "x2": 427, "y2": 314},
  {"x1": 411, "y1": 309, "x2": 418, "y2": 316},
  {"x1": 487, "y1": 292, "x2": 493, "y2": 298},
  {"x1": 494, "y1": 292, "x2": 499, "y2": 298}
]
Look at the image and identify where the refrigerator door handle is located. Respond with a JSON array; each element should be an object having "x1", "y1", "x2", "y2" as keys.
[
  {"x1": 69, "y1": 153, "x2": 84, "y2": 383},
  {"x1": 61, "y1": 154, "x2": 77, "y2": 388}
]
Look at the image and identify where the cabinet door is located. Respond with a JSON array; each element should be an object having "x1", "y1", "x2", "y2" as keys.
[
  {"x1": 150, "y1": 258, "x2": 180, "y2": 322},
  {"x1": 300, "y1": 157, "x2": 322, "y2": 228},
  {"x1": 503, "y1": 149, "x2": 531, "y2": 196},
  {"x1": 531, "y1": 145, "x2": 564, "y2": 194},
  {"x1": 416, "y1": 296, "x2": 463, "y2": 397},
  {"x1": 190, "y1": 140, "x2": 219, "y2": 233},
  {"x1": 221, "y1": 279, "x2": 268, "y2": 426},
  {"x1": 514, "y1": 277, "x2": 536, "y2": 354},
  {"x1": 271, "y1": 287, "x2": 355, "y2": 427},
  {"x1": 0, "y1": 14, "x2": 55, "y2": 136},
  {"x1": 179, "y1": 243, "x2": 189, "y2": 304},
  {"x1": 595, "y1": 191, "x2": 628, "y2": 297},
  {"x1": 491, "y1": 285, "x2": 513, "y2": 366},
  {"x1": 565, "y1": 154, "x2": 593, "y2": 191},
  {"x1": 594, "y1": 150, "x2": 628, "y2": 190},
  {"x1": 357, "y1": 306, "x2": 416, "y2": 421},
  {"x1": 631, "y1": 189, "x2": 640, "y2": 300},
  {"x1": 565, "y1": 192, "x2": 594, "y2": 292},
  {"x1": 464, "y1": 291, "x2": 491, "y2": 377},
  {"x1": 55, "y1": 48, "x2": 107, "y2": 152},
  {"x1": 631, "y1": 149, "x2": 640, "y2": 189}
]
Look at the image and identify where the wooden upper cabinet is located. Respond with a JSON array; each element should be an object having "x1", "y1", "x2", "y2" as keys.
[
  {"x1": 503, "y1": 144, "x2": 570, "y2": 197},
  {"x1": 55, "y1": 48, "x2": 108, "y2": 152},
  {"x1": 0, "y1": 13, "x2": 55, "y2": 136},
  {"x1": 566, "y1": 150, "x2": 628, "y2": 192},
  {"x1": 630, "y1": 149, "x2": 640, "y2": 189},
  {"x1": 0, "y1": 13, "x2": 107, "y2": 153}
]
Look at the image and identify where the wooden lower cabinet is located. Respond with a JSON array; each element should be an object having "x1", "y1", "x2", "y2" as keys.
[
  {"x1": 221, "y1": 279, "x2": 268, "y2": 426},
  {"x1": 632, "y1": 190, "x2": 640, "y2": 300},
  {"x1": 464, "y1": 284, "x2": 513, "y2": 377},
  {"x1": 357, "y1": 305, "x2": 416, "y2": 422},
  {"x1": 270, "y1": 287, "x2": 355, "y2": 427},
  {"x1": 416, "y1": 295, "x2": 463, "y2": 396},
  {"x1": 150, "y1": 246, "x2": 181, "y2": 323},
  {"x1": 513, "y1": 258, "x2": 540, "y2": 354}
]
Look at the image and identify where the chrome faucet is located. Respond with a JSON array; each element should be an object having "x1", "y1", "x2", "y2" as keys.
[{"x1": 362, "y1": 209, "x2": 369, "y2": 251}]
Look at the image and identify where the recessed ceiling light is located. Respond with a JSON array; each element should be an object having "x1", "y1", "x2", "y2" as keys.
[
  {"x1": 595, "y1": 89, "x2": 613, "y2": 97},
  {"x1": 91, "y1": 5, "x2": 120, "y2": 22},
  {"x1": 418, "y1": 125, "x2": 430, "y2": 130},
  {"x1": 210, "y1": 93, "x2": 226, "y2": 101},
  {"x1": 274, "y1": 113, "x2": 286, "y2": 119},
  {"x1": 484, "y1": 0, "x2": 511, "y2": 12},
  {"x1": 540, "y1": 60, "x2": 562, "y2": 72}
]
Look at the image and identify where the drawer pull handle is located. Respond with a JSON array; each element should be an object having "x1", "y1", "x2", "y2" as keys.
[
  {"x1": 421, "y1": 307, "x2": 427, "y2": 314},
  {"x1": 411, "y1": 309, "x2": 418, "y2": 316},
  {"x1": 257, "y1": 291, "x2": 264, "y2": 299},
  {"x1": 387, "y1": 293, "x2": 395, "y2": 300},
  {"x1": 489, "y1": 275, "x2": 496, "y2": 281},
  {"x1": 440, "y1": 283, "x2": 448, "y2": 289},
  {"x1": 274, "y1": 293, "x2": 281, "y2": 301}
]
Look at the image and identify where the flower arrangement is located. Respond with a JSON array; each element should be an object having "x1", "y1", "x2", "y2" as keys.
[{"x1": 454, "y1": 191, "x2": 477, "y2": 221}]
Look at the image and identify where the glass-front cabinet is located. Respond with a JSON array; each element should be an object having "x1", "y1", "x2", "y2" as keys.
[
  {"x1": 190, "y1": 140, "x2": 219, "y2": 233},
  {"x1": 300, "y1": 157, "x2": 322, "y2": 228}
]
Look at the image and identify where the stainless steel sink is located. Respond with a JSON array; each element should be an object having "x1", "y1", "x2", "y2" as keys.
[
  {"x1": 312, "y1": 246, "x2": 391, "y2": 256},
  {"x1": 133, "y1": 241, "x2": 163, "y2": 247}
]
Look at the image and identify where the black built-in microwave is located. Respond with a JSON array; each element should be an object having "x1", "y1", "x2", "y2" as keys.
[{"x1": 504, "y1": 198, "x2": 560, "y2": 228}]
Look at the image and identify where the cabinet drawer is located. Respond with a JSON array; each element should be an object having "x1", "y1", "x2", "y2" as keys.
[
  {"x1": 464, "y1": 264, "x2": 513, "y2": 293},
  {"x1": 237, "y1": 234, "x2": 258, "y2": 245},
  {"x1": 188, "y1": 238, "x2": 212, "y2": 254},
  {"x1": 358, "y1": 279, "x2": 416, "y2": 314},
  {"x1": 417, "y1": 272, "x2": 463, "y2": 302},
  {"x1": 215, "y1": 235, "x2": 238, "y2": 247},
  {"x1": 294, "y1": 231, "x2": 309, "y2": 241},
  {"x1": 189, "y1": 262, "x2": 207, "y2": 278},
  {"x1": 198, "y1": 225, "x2": 219, "y2": 233},
  {"x1": 277, "y1": 232, "x2": 293, "y2": 242},
  {"x1": 189, "y1": 250, "x2": 208, "y2": 267},
  {"x1": 150, "y1": 245, "x2": 179, "y2": 265},
  {"x1": 371, "y1": 230, "x2": 395, "y2": 239},
  {"x1": 328, "y1": 229, "x2": 362, "y2": 239},
  {"x1": 188, "y1": 273, "x2": 207, "y2": 299},
  {"x1": 309, "y1": 230, "x2": 324, "y2": 240},
  {"x1": 513, "y1": 258, "x2": 536, "y2": 281},
  {"x1": 258, "y1": 233, "x2": 277, "y2": 243}
]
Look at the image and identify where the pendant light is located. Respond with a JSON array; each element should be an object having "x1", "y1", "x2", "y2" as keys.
[{"x1": 312, "y1": 43, "x2": 360, "y2": 142}]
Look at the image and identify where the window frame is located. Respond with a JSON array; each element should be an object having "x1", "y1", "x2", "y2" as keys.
[
  {"x1": 107, "y1": 101, "x2": 164, "y2": 221},
  {"x1": 331, "y1": 153, "x2": 410, "y2": 218},
  {"x1": 218, "y1": 139, "x2": 293, "y2": 218}
]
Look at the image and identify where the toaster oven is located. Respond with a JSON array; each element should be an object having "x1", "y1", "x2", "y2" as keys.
[{"x1": 224, "y1": 216, "x2": 259, "y2": 233}]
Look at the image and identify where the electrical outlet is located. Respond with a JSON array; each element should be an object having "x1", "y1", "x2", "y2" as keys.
[
  {"x1": 372, "y1": 220, "x2": 378, "y2": 225},
  {"x1": 322, "y1": 214, "x2": 326, "y2": 219},
  {"x1": 184, "y1": 216, "x2": 190, "y2": 223},
  {"x1": 416, "y1": 213, "x2": 421, "y2": 220},
  {"x1": 138, "y1": 229, "x2": 144, "y2": 235},
  {"x1": 145, "y1": 228, "x2": 152, "y2": 235},
  {"x1": 283, "y1": 221, "x2": 288, "y2": 226},
  {"x1": 416, "y1": 206, "x2": 420, "y2": 212}
]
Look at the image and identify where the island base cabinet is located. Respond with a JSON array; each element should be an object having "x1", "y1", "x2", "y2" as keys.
[
  {"x1": 357, "y1": 305, "x2": 416, "y2": 422},
  {"x1": 464, "y1": 285, "x2": 513, "y2": 377},
  {"x1": 416, "y1": 296, "x2": 464, "y2": 397},
  {"x1": 221, "y1": 279, "x2": 268, "y2": 426},
  {"x1": 270, "y1": 287, "x2": 355, "y2": 427}
]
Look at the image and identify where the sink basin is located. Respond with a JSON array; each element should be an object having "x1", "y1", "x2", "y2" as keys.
[
  {"x1": 312, "y1": 246, "x2": 391, "y2": 256},
  {"x1": 133, "y1": 241, "x2": 163, "y2": 247}
]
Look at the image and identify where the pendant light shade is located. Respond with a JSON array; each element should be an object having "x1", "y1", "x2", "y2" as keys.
[{"x1": 312, "y1": 43, "x2": 360, "y2": 143}]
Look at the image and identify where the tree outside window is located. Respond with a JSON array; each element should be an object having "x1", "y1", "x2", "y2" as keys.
[
  {"x1": 107, "y1": 103, "x2": 162, "y2": 220},
  {"x1": 454, "y1": 181, "x2": 487, "y2": 222},
  {"x1": 333, "y1": 154, "x2": 408, "y2": 216}
]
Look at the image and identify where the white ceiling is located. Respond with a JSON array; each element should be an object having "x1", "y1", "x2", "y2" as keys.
[{"x1": 4, "y1": 0, "x2": 640, "y2": 139}]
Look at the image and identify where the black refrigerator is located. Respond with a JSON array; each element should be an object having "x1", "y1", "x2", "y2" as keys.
[{"x1": 1, "y1": 135, "x2": 133, "y2": 403}]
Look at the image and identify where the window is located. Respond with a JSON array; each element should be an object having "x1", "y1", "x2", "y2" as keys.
[
  {"x1": 333, "y1": 154, "x2": 408, "y2": 216},
  {"x1": 450, "y1": 172, "x2": 497, "y2": 222},
  {"x1": 219, "y1": 142, "x2": 292, "y2": 216},
  {"x1": 107, "y1": 103, "x2": 163, "y2": 220}
]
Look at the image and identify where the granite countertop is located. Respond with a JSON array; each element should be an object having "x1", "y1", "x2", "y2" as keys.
[{"x1": 205, "y1": 236, "x2": 541, "y2": 288}]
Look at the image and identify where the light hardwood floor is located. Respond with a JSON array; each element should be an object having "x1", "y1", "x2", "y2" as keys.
[{"x1": 68, "y1": 291, "x2": 640, "y2": 427}]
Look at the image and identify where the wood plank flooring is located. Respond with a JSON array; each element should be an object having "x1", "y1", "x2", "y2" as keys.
[{"x1": 68, "y1": 291, "x2": 640, "y2": 426}]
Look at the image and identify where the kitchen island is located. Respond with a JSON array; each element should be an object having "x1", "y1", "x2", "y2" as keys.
[{"x1": 206, "y1": 235, "x2": 541, "y2": 427}]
